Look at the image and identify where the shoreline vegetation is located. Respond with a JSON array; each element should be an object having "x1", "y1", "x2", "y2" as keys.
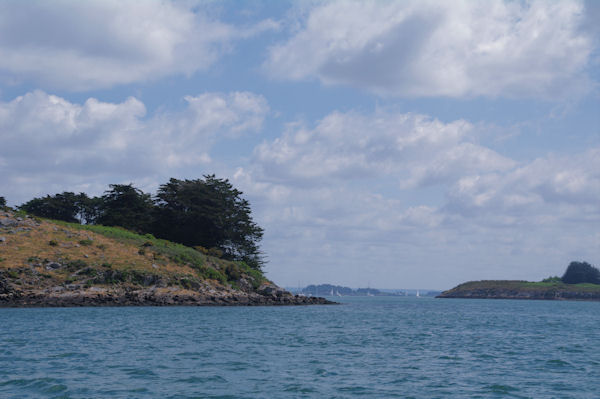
[
  {"x1": 437, "y1": 262, "x2": 600, "y2": 301},
  {"x1": 0, "y1": 209, "x2": 334, "y2": 307}
]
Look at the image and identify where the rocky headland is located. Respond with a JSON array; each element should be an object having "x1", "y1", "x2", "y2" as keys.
[{"x1": 0, "y1": 211, "x2": 334, "y2": 307}]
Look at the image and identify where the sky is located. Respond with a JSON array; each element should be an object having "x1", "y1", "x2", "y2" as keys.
[{"x1": 0, "y1": 0, "x2": 598, "y2": 290}]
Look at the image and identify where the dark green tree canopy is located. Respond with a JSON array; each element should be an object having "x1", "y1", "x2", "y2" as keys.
[
  {"x1": 153, "y1": 175, "x2": 264, "y2": 270},
  {"x1": 19, "y1": 192, "x2": 94, "y2": 223},
  {"x1": 96, "y1": 184, "x2": 154, "y2": 233},
  {"x1": 0, "y1": 196, "x2": 6, "y2": 209},
  {"x1": 561, "y1": 261, "x2": 600, "y2": 285}
]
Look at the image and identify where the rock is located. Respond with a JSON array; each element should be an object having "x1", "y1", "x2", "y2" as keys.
[
  {"x1": 45, "y1": 262, "x2": 62, "y2": 270},
  {"x1": 257, "y1": 283, "x2": 291, "y2": 298},
  {"x1": 0, "y1": 236, "x2": 5, "y2": 242},
  {"x1": 0, "y1": 218, "x2": 18, "y2": 227}
]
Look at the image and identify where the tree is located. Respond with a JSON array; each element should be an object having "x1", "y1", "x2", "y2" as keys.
[
  {"x1": 0, "y1": 196, "x2": 6, "y2": 209},
  {"x1": 20, "y1": 192, "x2": 80, "y2": 223},
  {"x1": 96, "y1": 184, "x2": 154, "y2": 232},
  {"x1": 19, "y1": 192, "x2": 99, "y2": 224},
  {"x1": 561, "y1": 261, "x2": 600, "y2": 285},
  {"x1": 153, "y1": 176, "x2": 264, "y2": 269}
]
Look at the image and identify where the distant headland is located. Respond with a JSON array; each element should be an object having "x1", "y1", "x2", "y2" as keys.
[
  {"x1": 437, "y1": 261, "x2": 600, "y2": 301},
  {"x1": 0, "y1": 209, "x2": 333, "y2": 307}
]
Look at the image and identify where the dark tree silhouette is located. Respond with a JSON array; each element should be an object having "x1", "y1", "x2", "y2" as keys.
[
  {"x1": 561, "y1": 261, "x2": 600, "y2": 284},
  {"x1": 96, "y1": 184, "x2": 154, "y2": 233},
  {"x1": 153, "y1": 176, "x2": 264, "y2": 270},
  {"x1": 20, "y1": 192, "x2": 94, "y2": 223}
]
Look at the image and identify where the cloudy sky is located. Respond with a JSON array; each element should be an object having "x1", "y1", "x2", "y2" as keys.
[{"x1": 1, "y1": 0, "x2": 598, "y2": 290}]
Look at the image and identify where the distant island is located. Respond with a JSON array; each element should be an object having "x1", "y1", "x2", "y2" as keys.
[
  {"x1": 298, "y1": 284, "x2": 440, "y2": 297},
  {"x1": 300, "y1": 284, "x2": 402, "y2": 297},
  {"x1": 437, "y1": 261, "x2": 600, "y2": 301}
]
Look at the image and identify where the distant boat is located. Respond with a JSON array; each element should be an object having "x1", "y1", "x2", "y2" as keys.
[
  {"x1": 416, "y1": 290, "x2": 420, "y2": 298},
  {"x1": 335, "y1": 290, "x2": 342, "y2": 297}
]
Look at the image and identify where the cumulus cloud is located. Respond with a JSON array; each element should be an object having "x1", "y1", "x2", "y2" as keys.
[
  {"x1": 253, "y1": 109, "x2": 515, "y2": 187},
  {"x1": 265, "y1": 0, "x2": 593, "y2": 98},
  {"x1": 0, "y1": 1, "x2": 276, "y2": 90},
  {"x1": 0, "y1": 90, "x2": 269, "y2": 203},
  {"x1": 232, "y1": 108, "x2": 599, "y2": 287},
  {"x1": 447, "y1": 148, "x2": 600, "y2": 216}
]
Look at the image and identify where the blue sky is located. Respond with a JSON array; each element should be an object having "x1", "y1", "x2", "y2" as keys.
[{"x1": 0, "y1": 0, "x2": 598, "y2": 289}]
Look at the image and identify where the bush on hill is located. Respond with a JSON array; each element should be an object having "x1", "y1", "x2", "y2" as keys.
[{"x1": 561, "y1": 261, "x2": 600, "y2": 285}]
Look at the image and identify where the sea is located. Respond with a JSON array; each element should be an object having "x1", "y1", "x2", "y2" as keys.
[{"x1": 1, "y1": 297, "x2": 599, "y2": 398}]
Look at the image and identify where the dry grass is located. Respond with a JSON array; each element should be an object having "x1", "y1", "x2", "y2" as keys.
[{"x1": 0, "y1": 212, "x2": 251, "y2": 291}]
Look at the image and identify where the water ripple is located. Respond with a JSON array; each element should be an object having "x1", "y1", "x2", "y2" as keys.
[{"x1": 1, "y1": 298, "x2": 599, "y2": 398}]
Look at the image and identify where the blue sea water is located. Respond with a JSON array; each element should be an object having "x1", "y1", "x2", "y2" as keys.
[{"x1": 1, "y1": 297, "x2": 599, "y2": 398}]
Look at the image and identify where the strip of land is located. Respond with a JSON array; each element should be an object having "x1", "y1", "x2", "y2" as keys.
[{"x1": 437, "y1": 280, "x2": 600, "y2": 301}]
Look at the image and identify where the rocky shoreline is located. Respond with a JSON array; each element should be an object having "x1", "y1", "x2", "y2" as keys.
[
  {"x1": 0, "y1": 211, "x2": 336, "y2": 308},
  {"x1": 0, "y1": 286, "x2": 335, "y2": 307}
]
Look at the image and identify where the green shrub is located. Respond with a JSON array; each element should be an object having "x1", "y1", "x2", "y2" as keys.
[
  {"x1": 208, "y1": 247, "x2": 223, "y2": 258},
  {"x1": 66, "y1": 259, "x2": 87, "y2": 272},
  {"x1": 48, "y1": 240, "x2": 58, "y2": 246},
  {"x1": 194, "y1": 246, "x2": 209, "y2": 255},
  {"x1": 180, "y1": 278, "x2": 192, "y2": 289},
  {"x1": 77, "y1": 267, "x2": 97, "y2": 276},
  {"x1": 541, "y1": 276, "x2": 561, "y2": 283},
  {"x1": 79, "y1": 239, "x2": 93, "y2": 246},
  {"x1": 138, "y1": 248, "x2": 146, "y2": 255},
  {"x1": 7, "y1": 270, "x2": 19, "y2": 278},
  {"x1": 96, "y1": 244, "x2": 107, "y2": 250},
  {"x1": 225, "y1": 264, "x2": 241, "y2": 281}
]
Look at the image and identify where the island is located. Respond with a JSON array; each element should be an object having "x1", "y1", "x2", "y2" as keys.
[
  {"x1": 437, "y1": 262, "x2": 600, "y2": 301},
  {"x1": 299, "y1": 284, "x2": 405, "y2": 297},
  {"x1": 0, "y1": 210, "x2": 333, "y2": 307}
]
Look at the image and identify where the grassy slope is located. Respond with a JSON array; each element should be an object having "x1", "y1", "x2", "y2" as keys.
[{"x1": 0, "y1": 212, "x2": 267, "y2": 292}]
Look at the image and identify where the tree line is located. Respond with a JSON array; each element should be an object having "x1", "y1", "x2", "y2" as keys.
[{"x1": 11, "y1": 176, "x2": 264, "y2": 270}]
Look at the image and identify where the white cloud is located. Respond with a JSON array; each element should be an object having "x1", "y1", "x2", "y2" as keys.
[
  {"x1": 265, "y1": 0, "x2": 593, "y2": 98},
  {"x1": 0, "y1": 90, "x2": 268, "y2": 203},
  {"x1": 0, "y1": 1, "x2": 275, "y2": 90},
  {"x1": 253, "y1": 109, "x2": 515, "y2": 187},
  {"x1": 447, "y1": 149, "x2": 600, "y2": 215},
  {"x1": 233, "y1": 108, "x2": 599, "y2": 288}
]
